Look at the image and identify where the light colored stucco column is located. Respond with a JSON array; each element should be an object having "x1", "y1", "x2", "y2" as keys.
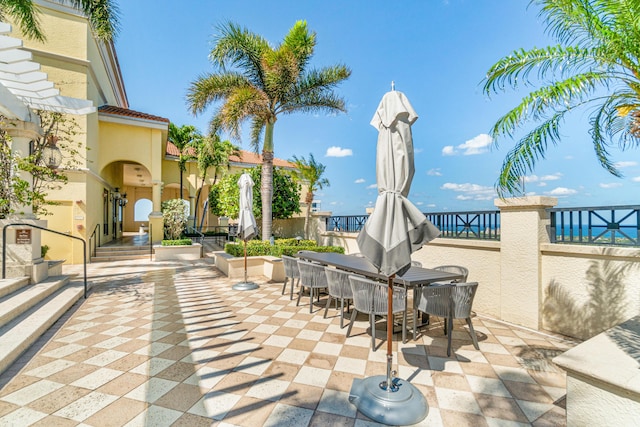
[
  {"x1": 494, "y1": 196, "x2": 557, "y2": 329},
  {"x1": 6, "y1": 120, "x2": 41, "y2": 219},
  {"x1": 149, "y1": 180, "x2": 163, "y2": 243}
]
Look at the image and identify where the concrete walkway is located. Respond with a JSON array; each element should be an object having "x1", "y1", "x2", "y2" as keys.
[{"x1": 0, "y1": 248, "x2": 576, "y2": 426}]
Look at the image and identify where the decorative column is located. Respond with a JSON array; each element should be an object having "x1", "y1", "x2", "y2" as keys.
[
  {"x1": 495, "y1": 196, "x2": 557, "y2": 329},
  {"x1": 149, "y1": 180, "x2": 163, "y2": 243}
]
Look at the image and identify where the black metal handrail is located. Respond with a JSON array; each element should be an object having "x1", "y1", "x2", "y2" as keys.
[
  {"x1": 2, "y1": 223, "x2": 88, "y2": 299},
  {"x1": 149, "y1": 223, "x2": 153, "y2": 261},
  {"x1": 89, "y1": 223, "x2": 100, "y2": 259},
  {"x1": 548, "y1": 205, "x2": 640, "y2": 246},
  {"x1": 326, "y1": 210, "x2": 501, "y2": 240}
]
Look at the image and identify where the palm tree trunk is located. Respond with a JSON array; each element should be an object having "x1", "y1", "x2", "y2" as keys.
[
  {"x1": 304, "y1": 191, "x2": 313, "y2": 239},
  {"x1": 261, "y1": 120, "x2": 275, "y2": 241}
]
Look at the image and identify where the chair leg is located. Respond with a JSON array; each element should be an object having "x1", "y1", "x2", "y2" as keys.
[
  {"x1": 282, "y1": 277, "x2": 288, "y2": 295},
  {"x1": 289, "y1": 278, "x2": 297, "y2": 300},
  {"x1": 296, "y1": 285, "x2": 303, "y2": 306},
  {"x1": 346, "y1": 309, "x2": 358, "y2": 337},
  {"x1": 324, "y1": 295, "x2": 333, "y2": 319},
  {"x1": 446, "y1": 316, "x2": 453, "y2": 357},
  {"x1": 402, "y1": 309, "x2": 407, "y2": 344},
  {"x1": 466, "y1": 317, "x2": 480, "y2": 350},
  {"x1": 309, "y1": 287, "x2": 314, "y2": 313},
  {"x1": 339, "y1": 297, "x2": 345, "y2": 329},
  {"x1": 370, "y1": 312, "x2": 376, "y2": 351}
]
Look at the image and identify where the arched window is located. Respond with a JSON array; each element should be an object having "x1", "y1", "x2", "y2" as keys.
[{"x1": 134, "y1": 198, "x2": 152, "y2": 221}]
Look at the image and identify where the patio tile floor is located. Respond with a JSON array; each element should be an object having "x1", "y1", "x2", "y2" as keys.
[{"x1": 0, "y1": 250, "x2": 577, "y2": 426}]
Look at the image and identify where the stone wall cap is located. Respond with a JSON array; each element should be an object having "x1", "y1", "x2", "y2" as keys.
[
  {"x1": 494, "y1": 196, "x2": 558, "y2": 209},
  {"x1": 553, "y1": 315, "x2": 640, "y2": 395}
]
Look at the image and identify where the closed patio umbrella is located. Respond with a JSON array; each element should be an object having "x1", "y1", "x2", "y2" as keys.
[
  {"x1": 233, "y1": 172, "x2": 259, "y2": 291},
  {"x1": 350, "y1": 87, "x2": 440, "y2": 425}
]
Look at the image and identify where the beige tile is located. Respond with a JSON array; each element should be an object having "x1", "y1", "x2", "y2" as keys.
[
  {"x1": 223, "y1": 395, "x2": 277, "y2": 427},
  {"x1": 83, "y1": 397, "x2": 147, "y2": 426},
  {"x1": 278, "y1": 383, "x2": 323, "y2": 410},
  {"x1": 96, "y1": 372, "x2": 148, "y2": 395},
  {"x1": 154, "y1": 383, "x2": 203, "y2": 412}
]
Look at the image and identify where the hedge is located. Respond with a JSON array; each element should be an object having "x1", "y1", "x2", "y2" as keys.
[
  {"x1": 224, "y1": 240, "x2": 344, "y2": 258},
  {"x1": 161, "y1": 238, "x2": 193, "y2": 246}
]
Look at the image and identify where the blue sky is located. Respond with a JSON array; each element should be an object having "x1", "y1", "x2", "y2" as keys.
[{"x1": 115, "y1": 0, "x2": 640, "y2": 215}]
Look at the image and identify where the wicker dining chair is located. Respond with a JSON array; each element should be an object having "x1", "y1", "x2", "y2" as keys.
[
  {"x1": 324, "y1": 267, "x2": 354, "y2": 329},
  {"x1": 416, "y1": 282, "x2": 479, "y2": 356},
  {"x1": 281, "y1": 255, "x2": 301, "y2": 300},
  {"x1": 347, "y1": 275, "x2": 407, "y2": 351},
  {"x1": 296, "y1": 259, "x2": 329, "y2": 314},
  {"x1": 432, "y1": 265, "x2": 469, "y2": 283}
]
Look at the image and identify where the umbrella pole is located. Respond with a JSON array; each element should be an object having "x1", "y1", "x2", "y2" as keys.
[
  {"x1": 382, "y1": 275, "x2": 397, "y2": 392},
  {"x1": 244, "y1": 239, "x2": 248, "y2": 283},
  {"x1": 232, "y1": 237, "x2": 259, "y2": 291}
]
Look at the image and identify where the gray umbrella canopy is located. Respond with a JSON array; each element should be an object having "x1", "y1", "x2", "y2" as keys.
[
  {"x1": 237, "y1": 172, "x2": 258, "y2": 241},
  {"x1": 357, "y1": 90, "x2": 440, "y2": 276}
]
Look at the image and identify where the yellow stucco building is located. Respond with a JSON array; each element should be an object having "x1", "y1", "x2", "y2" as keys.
[{"x1": 4, "y1": 1, "x2": 303, "y2": 265}]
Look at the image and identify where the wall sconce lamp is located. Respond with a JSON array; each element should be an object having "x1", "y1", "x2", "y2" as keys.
[{"x1": 42, "y1": 136, "x2": 62, "y2": 169}]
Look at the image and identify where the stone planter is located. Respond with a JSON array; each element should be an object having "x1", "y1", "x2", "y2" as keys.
[
  {"x1": 213, "y1": 251, "x2": 284, "y2": 282},
  {"x1": 153, "y1": 243, "x2": 202, "y2": 261}
]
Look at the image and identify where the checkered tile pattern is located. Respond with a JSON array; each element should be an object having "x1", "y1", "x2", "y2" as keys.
[{"x1": 0, "y1": 248, "x2": 576, "y2": 426}]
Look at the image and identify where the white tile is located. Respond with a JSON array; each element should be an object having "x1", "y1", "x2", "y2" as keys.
[
  {"x1": 1, "y1": 379, "x2": 63, "y2": 405},
  {"x1": 235, "y1": 356, "x2": 271, "y2": 376},
  {"x1": 54, "y1": 391, "x2": 118, "y2": 421},
  {"x1": 84, "y1": 350, "x2": 128, "y2": 366},
  {"x1": 317, "y1": 389, "x2": 357, "y2": 417},
  {"x1": 466, "y1": 375, "x2": 511, "y2": 397},
  {"x1": 200, "y1": 391, "x2": 242, "y2": 420},
  {"x1": 226, "y1": 341, "x2": 261, "y2": 354},
  {"x1": 123, "y1": 404, "x2": 182, "y2": 427},
  {"x1": 493, "y1": 366, "x2": 536, "y2": 384},
  {"x1": 283, "y1": 319, "x2": 308, "y2": 329},
  {"x1": 427, "y1": 356, "x2": 463, "y2": 374},
  {"x1": 515, "y1": 400, "x2": 555, "y2": 422},
  {"x1": 397, "y1": 366, "x2": 434, "y2": 386},
  {"x1": 134, "y1": 342, "x2": 173, "y2": 356},
  {"x1": 313, "y1": 341, "x2": 342, "y2": 356},
  {"x1": 24, "y1": 359, "x2": 76, "y2": 378},
  {"x1": 238, "y1": 307, "x2": 259, "y2": 315},
  {"x1": 495, "y1": 335, "x2": 528, "y2": 347},
  {"x1": 296, "y1": 329, "x2": 323, "y2": 341},
  {"x1": 486, "y1": 417, "x2": 531, "y2": 427},
  {"x1": 478, "y1": 342, "x2": 510, "y2": 355},
  {"x1": 435, "y1": 388, "x2": 482, "y2": 415},
  {"x1": 56, "y1": 331, "x2": 93, "y2": 343},
  {"x1": 244, "y1": 314, "x2": 269, "y2": 323},
  {"x1": 94, "y1": 336, "x2": 131, "y2": 349},
  {"x1": 253, "y1": 324, "x2": 279, "y2": 334},
  {"x1": 0, "y1": 407, "x2": 47, "y2": 425},
  {"x1": 263, "y1": 335, "x2": 293, "y2": 348},
  {"x1": 293, "y1": 366, "x2": 331, "y2": 388},
  {"x1": 334, "y1": 357, "x2": 367, "y2": 375},
  {"x1": 102, "y1": 325, "x2": 134, "y2": 336},
  {"x1": 264, "y1": 403, "x2": 313, "y2": 427},
  {"x1": 246, "y1": 378, "x2": 290, "y2": 401},
  {"x1": 124, "y1": 378, "x2": 178, "y2": 403},
  {"x1": 71, "y1": 367, "x2": 123, "y2": 389},
  {"x1": 42, "y1": 343, "x2": 85, "y2": 358},
  {"x1": 276, "y1": 349, "x2": 309, "y2": 365}
]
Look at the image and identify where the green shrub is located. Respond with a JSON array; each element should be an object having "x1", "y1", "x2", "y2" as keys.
[
  {"x1": 41, "y1": 244, "x2": 50, "y2": 258},
  {"x1": 224, "y1": 241, "x2": 344, "y2": 257},
  {"x1": 275, "y1": 238, "x2": 316, "y2": 246},
  {"x1": 161, "y1": 238, "x2": 193, "y2": 246}
]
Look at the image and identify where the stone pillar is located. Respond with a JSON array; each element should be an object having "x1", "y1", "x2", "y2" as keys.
[
  {"x1": 149, "y1": 180, "x2": 163, "y2": 243},
  {"x1": 494, "y1": 196, "x2": 557, "y2": 329},
  {"x1": 6, "y1": 120, "x2": 41, "y2": 219}
]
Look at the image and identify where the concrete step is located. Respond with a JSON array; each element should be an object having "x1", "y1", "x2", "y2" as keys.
[
  {"x1": 95, "y1": 245, "x2": 150, "y2": 253},
  {"x1": 0, "y1": 276, "x2": 30, "y2": 299},
  {"x1": 94, "y1": 249, "x2": 150, "y2": 257},
  {"x1": 0, "y1": 282, "x2": 84, "y2": 375},
  {"x1": 91, "y1": 253, "x2": 151, "y2": 263},
  {"x1": 0, "y1": 276, "x2": 70, "y2": 327}
]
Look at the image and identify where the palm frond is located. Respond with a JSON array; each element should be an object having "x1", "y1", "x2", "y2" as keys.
[
  {"x1": 496, "y1": 111, "x2": 567, "y2": 197},
  {"x1": 69, "y1": 0, "x2": 120, "y2": 41},
  {"x1": 282, "y1": 20, "x2": 316, "y2": 73},
  {"x1": 249, "y1": 117, "x2": 265, "y2": 153},
  {"x1": 0, "y1": 0, "x2": 44, "y2": 41},
  {"x1": 187, "y1": 73, "x2": 250, "y2": 115}
]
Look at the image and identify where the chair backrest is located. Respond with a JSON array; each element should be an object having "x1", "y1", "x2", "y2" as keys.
[
  {"x1": 297, "y1": 259, "x2": 328, "y2": 289},
  {"x1": 282, "y1": 255, "x2": 300, "y2": 278},
  {"x1": 324, "y1": 267, "x2": 353, "y2": 299},
  {"x1": 451, "y1": 282, "x2": 478, "y2": 319},
  {"x1": 348, "y1": 275, "x2": 405, "y2": 316},
  {"x1": 433, "y1": 265, "x2": 469, "y2": 282},
  {"x1": 411, "y1": 260, "x2": 422, "y2": 267}
]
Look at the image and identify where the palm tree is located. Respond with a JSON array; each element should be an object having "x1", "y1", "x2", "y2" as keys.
[
  {"x1": 192, "y1": 134, "x2": 240, "y2": 228},
  {"x1": 187, "y1": 20, "x2": 350, "y2": 240},
  {"x1": 483, "y1": 0, "x2": 640, "y2": 197},
  {"x1": 0, "y1": 0, "x2": 119, "y2": 41},
  {"x1": 168, "y1": 123, "x2": 201, "y2": 201},
  {"x1": 291, "y1": 153, "x2": 329, "y2": 239}
]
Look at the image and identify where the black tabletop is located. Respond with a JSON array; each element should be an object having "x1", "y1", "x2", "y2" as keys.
[{"x1": 296, "y1": 251, "x2": 462, "y2": 286}]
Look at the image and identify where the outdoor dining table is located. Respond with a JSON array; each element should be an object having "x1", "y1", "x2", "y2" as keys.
[{"x1": 295, "y1": 251, "x2": 463, "y2": 340}]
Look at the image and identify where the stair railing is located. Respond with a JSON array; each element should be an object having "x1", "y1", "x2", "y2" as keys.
[
  {"x1": 89, "y1": 223, "x2": 100, "y2": 259},
  {"x1": 2, "y1": 223, "x2": 88, "y2": 299}
]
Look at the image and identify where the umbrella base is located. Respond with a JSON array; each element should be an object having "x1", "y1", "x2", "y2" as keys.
[
  {"x1": 232, "y1": 282, "x2": 260, "y2": 291},
  {"x1": 348, "y1": 375, "x2": 428, "y2": 426}
]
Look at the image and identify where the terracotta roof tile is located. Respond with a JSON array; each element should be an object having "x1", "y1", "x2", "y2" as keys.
[
  {"x1": 165, "y1": 143, "x2": 294, "y2": 168},
  {"x1": 98, "y1": 105, "x2": 170, "y2": 123}
]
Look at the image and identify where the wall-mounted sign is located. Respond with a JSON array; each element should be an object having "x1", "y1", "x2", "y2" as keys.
[{"x1": 15, "y1": 228, "x2": 31, "y2": 244}]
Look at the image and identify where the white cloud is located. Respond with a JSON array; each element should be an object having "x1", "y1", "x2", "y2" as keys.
[
  {"x1": 325, "y1": 146, "x2": 353, "y2": 157},
  {"x1": 427, "y1": 203, "x2": 436, "y2": 208},
  {"x1": 440, "y1": 182, "x2": 496, "y2": 201},
  {"x1": 354, "y1": 178, "x2": 365, "y2": 184},
  {"x1": 442, "y1": 145, "x2": 455, "y2": 156},
  {"x1": 427, "y1": 168, "x2": 442, "y2": 176},
  {"x1": 599, "y1": 182, "x2": 622, "y2": 189},
  {"x1": 414, "y1": 148, "x2": 424, "y2": 153},
  {"x1": 546, "y1": 187, "x2": 577, "y2": 196},
  {"x1": 633, "y1": 176, "x2": 640, "y2": 182},
  {"x1": 416, "y1": 201, "x2": 423, "y2": 205},
  {"x1": 524, "y1": 173, "x2": 561, "y2": 183},
  {"x1": 366, "y1": 184, "x2": 378, "y2": 190},
  {"x1": 614, "y1": 161, "x2": 637, "y2": 168},
  {"x1": 538, "y1": 182, "x2": 547, "y2": 187}
]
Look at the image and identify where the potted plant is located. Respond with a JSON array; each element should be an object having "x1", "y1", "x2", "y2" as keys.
[{"x1": 154, "y1": 199, "x2": 201, "y2": 260}]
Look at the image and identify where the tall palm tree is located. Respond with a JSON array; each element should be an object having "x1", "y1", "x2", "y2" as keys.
[
  {"x1": 192, "y1": 134, "x2": 240, "y2": 228},
  {"x1": 168, "y1": 123, "x2": 201, "y2": 201},
  {"x1": 483, "y1": 0, "x2": 640, "y2": 197},
  {"x1": 187, "y1": 20, "x2": 350, "y2": 240},
  {"x1": 0, "y1": 0, "x2": 119, "y2": 41},
  {"x1": 291, "y1": 153, "x2": 329, "y2": 239}
]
